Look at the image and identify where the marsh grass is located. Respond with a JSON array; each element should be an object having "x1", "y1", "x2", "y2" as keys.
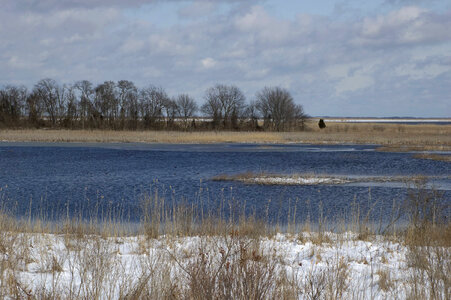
[
  {"x1": 1, "y1": 121, "x2": 450, "y2": 149},
  {"x1": 0, "y1": 179, "x2": 449, "y2": 299},
  {"x1": 412, "y1": 153, "x2": 451, "y2": 162}
]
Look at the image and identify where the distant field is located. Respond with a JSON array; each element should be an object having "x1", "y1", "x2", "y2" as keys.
[
  {"x1": 1, "y1": 120, "x2": 450, "y2": 150},
  {"x1": 318, "y1": 117, "x2": 451, "y2": 124}
]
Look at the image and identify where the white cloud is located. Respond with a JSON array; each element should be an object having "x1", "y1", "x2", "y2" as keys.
[
  {"x1": 355, "y1": 6, "x2": 451, "y2": 46},
  {"x1": 201, "y1": 57, "x2": 217, "y2": 69},
  {"x1": 336, "y1": 75, "x2": 375, "y2": 94},
  {"x1": 396, "y1": 60, "x2": 450, "y2": 79},
  {"x1": 120, "y1": 39, "x2": 146, "y2": 54},
  {"x1": 1, "y1": 1, "x2": 450, "y2": 116},
  {"x1": 178, "y1": 1, "x2": 218, "y2": 18}
]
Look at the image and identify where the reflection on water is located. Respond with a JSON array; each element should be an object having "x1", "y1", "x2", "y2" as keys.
[{"x1": 0, "y1": 142, "x2": 449, "y2": 223}]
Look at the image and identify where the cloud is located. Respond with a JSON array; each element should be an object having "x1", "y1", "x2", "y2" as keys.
[
  {"x1": 178, "y1": 1, "x2": 218, "y2": 19},
  {"x1": 354, "y1": 6, "x2": 451, "y2": 47},
  {"x1": 3, "y1": 0, "x2": 153, "y2": 12},
  {"x1": 384, "y1": 0, "x2": 440, "y2": 5},
  {"x1": 1, "y1": 1, "x2": 450, "y2": 116},
  {"x1": 5, "y1": 0, "x2": 258, "y2": 12},
  {"x1": 201, "y1": 57, "x2": 217, "y2": 69}
]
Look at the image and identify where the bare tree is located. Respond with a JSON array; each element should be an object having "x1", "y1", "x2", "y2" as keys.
[
  {"x1": 62, "y1": 85, "x2": 78, "y2": 128},
  {"x1": 139, "y1": 85, "x2": 168, "y2": 129},
  {"x1": 0, "y1": 80, "x2": 310, "y2": 132},
  {"x1": 34, "y1": 79, "x2": 66, "y2": 126},
  {"x1": 293, "y1": 103, "x2": 308, "y2": 130},
  {"x1": 0, "y1": 85, "x2": 27, "y2": 126},
  {"x1": 201, "y1": 88, "x2": 222, "y2": 128},
  {"x1": 175, "y1": 94, "x2": 197, "y2": 129},
  {"x1": 94, "y1": 81, "x2": 118, "y2": 128},
  {"x1": 26, "y1": 91, "x2": 43, "y2": 127},
  {"x1": 244, "y1": 100, "x2": 260, "y2": 130},
  {"x1": 201, "y1": 84, "x2": 246, "y2": 129},
  {"x1": 255, "y1": 87, "x2": 307, "y2": 131},
  {"x1": 162, "y1": 98, "x2": 179, "y2": 129},
  {"x1": 74, "y1": 80, "x2": 95, "y2": 129},
  {"x1": 117, "y1": 80, "x2": 138, "y2": 130}
]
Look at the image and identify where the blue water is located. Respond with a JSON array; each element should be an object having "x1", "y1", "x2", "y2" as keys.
[{"x1": 0, "y1": 142, "x2": 449, "y2": 224}]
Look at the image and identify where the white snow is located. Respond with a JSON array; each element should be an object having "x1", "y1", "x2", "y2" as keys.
[
  {"x1": 240, "y1": 175, "x2": 352, "y2": 185},
  {"x1": 1, "y1": 232, "x2": 446, "y2": 299},
  {"x1": 321, "y1": 118, "x2": 450, "y2": 123}
]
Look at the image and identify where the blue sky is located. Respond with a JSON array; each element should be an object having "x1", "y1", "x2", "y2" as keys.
[{"x1": 1, "y1": 0, "x2": 450, "y2": 117}]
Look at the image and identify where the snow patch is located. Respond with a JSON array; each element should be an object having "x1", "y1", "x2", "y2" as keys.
[{"x1": 245, "y1": 176, "x2": 351, "y2": 185}]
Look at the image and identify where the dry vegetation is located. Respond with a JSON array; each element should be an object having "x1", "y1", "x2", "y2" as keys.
[
  {"x1": 0, "y1": 180, "x2": 449, "y2": 299},
  {"x1": 412, "y1": 153, "x2": 451, "y2": 162},
  {"x1": 1, "y1": 121, "x2": 450, "y2": 150}
]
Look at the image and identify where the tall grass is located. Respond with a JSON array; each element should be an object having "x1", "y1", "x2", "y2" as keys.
[
  {"x1": 0, "y1": 121, "x2": 450, "y2": 149},
  {"x1": 0, "y1": 180, "x2": 449, "y2": 299}
]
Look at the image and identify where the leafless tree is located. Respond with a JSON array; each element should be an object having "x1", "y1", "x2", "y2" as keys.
[
  {"x1": 244, "y1": 100, "x2": 260, "y2": 130},
  {"x1": 201, "y1": 89, "x2": 222, "y2": 128},
  {"x1": 1, "y1": 80, "x2": 310, "y2": 131},
  {"x1": 26, "y1": 91, "x2": 43, "y2": 127},
  {"x1": 162, "y1": 98, "x2": 178, "y2": 129},
  {"x1": 74, "y1": 80, "x2": 95, "y2": 129},
  {"x1": 139, "y1": 85, "x2": 168, "y2": 129},
  {"x1": 62, "y1": 85, "x2": 78, "y2": 128},
  {"x1": 34, "y1": 79, "x2": 66, "y2": 126},
  {"x1": 175, "y1": 94, "x2": 197, "y2": 129},
  {"x1": 117, "y1": 80, "x2": 138, "y2": 130},
  {"x1": 0, "y1": 85, "x2": 27, "y2": 126},
  {"x1": 94, "y1": 81, "x2": 118, "y2": 128},
  {"x1": 255, "y1": 86, "x2": 307, "y2": 131},
  {"x1": 201, "y1": 84, "x2": 246, "y2": 129}
]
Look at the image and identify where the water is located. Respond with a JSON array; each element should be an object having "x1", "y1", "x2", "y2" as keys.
[{"x1": 0, "y1": 142, "x2": 449, "y2": 224}]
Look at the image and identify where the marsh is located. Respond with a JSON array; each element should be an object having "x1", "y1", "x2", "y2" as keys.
[{"x1": 1, "y1": 142, "x2": 449, "y2": 224}]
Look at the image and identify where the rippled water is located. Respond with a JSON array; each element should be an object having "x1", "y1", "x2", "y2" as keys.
[{"x1": 0, "y1": 142, "x2": 449, "y2": 223}]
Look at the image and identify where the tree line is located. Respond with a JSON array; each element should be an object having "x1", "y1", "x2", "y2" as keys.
[{"x1": 0, "y1": 79, "x2": 308, "y2": 131}]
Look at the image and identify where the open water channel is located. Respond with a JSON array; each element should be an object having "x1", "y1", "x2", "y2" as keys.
[{"x1": 0, "y1": 142, "x2": 449, "y2": 225}]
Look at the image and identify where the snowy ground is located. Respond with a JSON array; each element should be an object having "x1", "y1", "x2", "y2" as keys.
[
  {"x1": 1, "y1": 231, "x2": 447, "y2": 299},
  {"x1": 320, "y1": 118, "x2": 451, "y2": 123},
  {"x1": 227, "y1": 174, "x2": 413, "y2": 186},
  {"x1": 242, "y1": 176, "x2": 351, "y2": 185}
]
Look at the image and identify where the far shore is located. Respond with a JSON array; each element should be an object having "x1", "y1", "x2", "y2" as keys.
[{"x1": 0, "y1": 121, "x2": 450, "y2": 151}]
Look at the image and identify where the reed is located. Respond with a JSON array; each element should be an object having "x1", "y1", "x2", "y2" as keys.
[
  {"x1": 0, "y1": 121, "x2": 450, "y2": 149},
  {"x1": 412, "y1": 153, "x2": 451, "y2": 162},
  {"x1": 0, "y1": 180, "x2": 449, "y2": 299}
]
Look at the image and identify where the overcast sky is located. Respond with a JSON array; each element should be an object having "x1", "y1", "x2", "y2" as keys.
[{"x1": 1, "y1": 0, "x2": 450, "y2": 117}]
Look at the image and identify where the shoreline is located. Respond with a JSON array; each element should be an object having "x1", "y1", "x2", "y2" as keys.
[{"x1": 0, "y1": 125, "x2": 450, "y2": 151}]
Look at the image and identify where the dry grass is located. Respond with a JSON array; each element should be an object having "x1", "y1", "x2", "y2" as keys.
[
  {"x1": 1, "y1": 121, "x2": 450, "y2": 149},
  {"x1": 0, "y1": 129, "x2": 282, "y2": 144},
  {"x1": 0, "y1": 178, "x2": 449, "y2": 299},
  {"x1": 412, "y1": 153, "x2": 451, "y2": 162},
  {"x1": 0, "y1": 208, "x2": 448, "y2": 299},
  {"x1": 289, "y1": 121, "x2": 451, "y2": 150}
]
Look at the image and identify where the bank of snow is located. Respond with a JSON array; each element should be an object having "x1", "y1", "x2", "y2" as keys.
[
  {"x1": 213, "y1": 173, "x2": 353, "y2": 185},
  {"x1": 246, "y1": 176, "x2": 351, "y2": 185},
  {"x1": 212, "y1": 173, "x2": 432, "y2": 187},
  {"x1": 1, "y1": 232, "x2": 448, "y2": 299}
]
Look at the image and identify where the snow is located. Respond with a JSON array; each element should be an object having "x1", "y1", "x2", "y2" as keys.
[
  {"x1": 1, "y1": 232, "x2": 444, "y2": 299},
  {"x1": 234, "y1": 175, "x2": 353, "y2": 185},
  {"x1": 246, "y1": 176, "x2": 351, "y2": 185},
  {"x1": 322, "y1": 118, "x2": 450, "y2": 123}
]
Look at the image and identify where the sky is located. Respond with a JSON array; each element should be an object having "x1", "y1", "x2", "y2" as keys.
[{"x1": 1, "y1": 0, "x2": 450, "y2": 117}]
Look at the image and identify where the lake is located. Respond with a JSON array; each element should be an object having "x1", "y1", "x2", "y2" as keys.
[{"x1": 0, "y1": 142, "x2": 449, "y2": 225}]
